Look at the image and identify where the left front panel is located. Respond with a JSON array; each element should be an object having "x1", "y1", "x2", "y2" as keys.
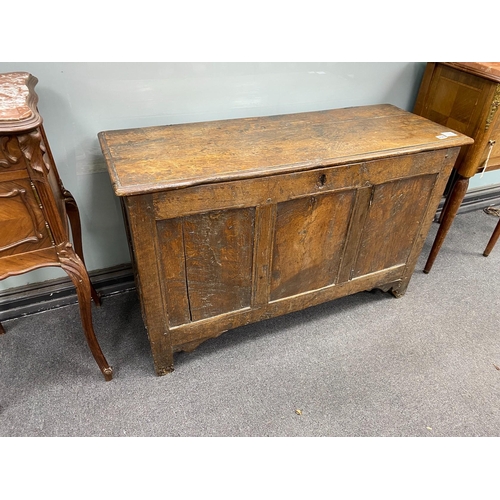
[{"x1": 157, "y1": 207, "x2": 256, "y2": 327}]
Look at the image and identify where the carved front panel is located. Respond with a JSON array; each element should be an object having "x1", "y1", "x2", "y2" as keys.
[
  {"x1": 270, "y1": 190, "x2": 355, "y2": 301},
  {"x1": 150, "y1": 151, "x2": 447, "y2": 334},
  {"x1": 157, "y1": 208, "x2": 255, "y2": 326},
  {"x1": 352, "y1": 174, "x2": 437, "y2": 278},
  {"x1": 0, "y1": 179, "x2": 52, "y2": 256}
]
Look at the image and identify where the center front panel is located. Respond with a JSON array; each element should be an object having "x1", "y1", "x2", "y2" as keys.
[{"x1": 270, "y1": 190, "x2": 356, "y2": 301}]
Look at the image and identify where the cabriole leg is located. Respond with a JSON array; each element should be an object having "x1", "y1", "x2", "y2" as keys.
[
  {"x1": 58, "y1": 243, "x2": 113, "y2": 381},
  {"x1": 63, "y1": 190, "x2": 101, "y2": 307}
]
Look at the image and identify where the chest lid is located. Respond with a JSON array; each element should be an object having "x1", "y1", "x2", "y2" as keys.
[{"x1": 98, "y1": 104, "x2": 473, "y2": 196}]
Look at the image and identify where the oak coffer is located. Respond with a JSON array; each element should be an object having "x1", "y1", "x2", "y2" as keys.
[{"x1": 98, "y1": 104, "x2": 473, "y2": 376}]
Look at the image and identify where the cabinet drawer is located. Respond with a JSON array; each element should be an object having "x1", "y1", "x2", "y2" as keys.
[{"x1": 0, "y1": 179, "x2": 52, "y2": 256}]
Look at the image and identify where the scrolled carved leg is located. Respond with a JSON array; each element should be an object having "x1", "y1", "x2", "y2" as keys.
[
  {"x1": 58, "y1": 242, "x2": 113, "y2": 381},
  {"x1": 63, "y1": 190, "x2": 101, "y2": 307}
]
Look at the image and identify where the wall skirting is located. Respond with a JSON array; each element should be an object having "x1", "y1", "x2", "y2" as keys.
[
  {"x1": 1, "y1": 183, "x2": 500, "y2": 323},
  {"x1": 435, "y1": 183, "x2": 500, "y2": 218},
  {"x1": 0, "y1": 264, "x2": 135, "y2": 322}
]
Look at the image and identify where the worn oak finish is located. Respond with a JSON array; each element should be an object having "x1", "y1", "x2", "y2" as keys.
[
  {"x1": 0, "y1": 72, "x2": 113, "y2": 381},
  {"x1": 99, "y1": 104, "x2": 472, "y2": 376},
  {"x1": 413, "y1": 62, "x2": 500, "y2": 272}
]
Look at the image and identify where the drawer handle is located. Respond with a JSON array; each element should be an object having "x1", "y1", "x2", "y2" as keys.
[{"x1": 318, "y1": 173, "x2": 327, "y2": 187}]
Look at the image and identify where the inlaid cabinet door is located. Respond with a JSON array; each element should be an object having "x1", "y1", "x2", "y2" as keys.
[
  {"x1": 0, "y1": 179, "x2": 52, "y2": 257},
  {"x1": 423, "y1": 64, "x2": 488, "y2": 138}
]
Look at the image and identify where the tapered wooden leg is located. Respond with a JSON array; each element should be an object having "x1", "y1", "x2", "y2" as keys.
[
  {"x1": 438, "y1": 198, "x2": 448, "y2": 224},
  {"x1": 484, "y1": 219, "x2": 500, "y2": 256},
  {"x1": 438, "y1": 187, "x2": 452, "y2": 224},
  {"x1": 424, "y1": 175, "x2": 469, "y2": 273},
  {"x1": 63, "y1": 190, "x2": 101, "y2": 307},
  {"x1": 437, "y1": 172, "x2": 458, "y2": 223},
  {"x1": 58, "y1": 243, "x2": 113, "y2": 381},
  {"x1": 0, "y1": 322, "x2": 5, "y2": 334}
]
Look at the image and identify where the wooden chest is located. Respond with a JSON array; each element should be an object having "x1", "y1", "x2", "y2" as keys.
[{"x1": 98, "y1": 104, "x2": 472, "y2": 376}]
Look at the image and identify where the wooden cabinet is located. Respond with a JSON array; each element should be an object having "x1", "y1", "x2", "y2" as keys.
[
  {"x1": 413, "y1": 62, "x2": 500, "y2": 271},
  {"x1": 0, "y1": 72, "x2": 113, "y2": 381},
  {"x1": 99, "y1": 104, "x2": 472, "y2": 376}
]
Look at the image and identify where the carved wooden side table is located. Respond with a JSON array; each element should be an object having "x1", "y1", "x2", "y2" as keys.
[
  {"x1": 413, "y1": 62, "x2": 500, "y2": 272},
  {"x1": 0, "y1": 72, "x2": 113, "y2": 381}
]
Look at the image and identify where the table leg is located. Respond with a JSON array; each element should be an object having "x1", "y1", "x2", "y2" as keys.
[
  {"x1": 63, "y1": 190, "x2": 101, "y2": 307},
  {"x1": 58, "y1": 244, "x2": 113, "y2": 381},
  {"x1": 483, "y1": 219, "x2": 500, "y2": 256},
  {"x1": 438, "y1": 181, "x2": 454, "y2": 224},
  {"x1": 424, "y1": 174, "x2": 469, "y2": 273},
  {"x1": 0, "y1": 322, "x2": 5, "y2": 334}
]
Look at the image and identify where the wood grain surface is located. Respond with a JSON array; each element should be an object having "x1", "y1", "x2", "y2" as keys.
[{"x1": 100, "y1": 104, "x2": 473, "y2": 375}]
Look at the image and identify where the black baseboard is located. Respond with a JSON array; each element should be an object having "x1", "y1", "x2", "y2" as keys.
[
  {"x1": 435, "y1": 183, "x2": 500, "y2": 218},
  {"x1": 0, "y1": 264, "x2": 135, "y2": 322},
  {"x1": 2, "y1": 183, "x2": 500, "y2": 323}
]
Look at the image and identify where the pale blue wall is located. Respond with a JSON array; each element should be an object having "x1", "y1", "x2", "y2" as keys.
[{"x1": 0, "y1": 61, "x2": 467, "y2": 291}]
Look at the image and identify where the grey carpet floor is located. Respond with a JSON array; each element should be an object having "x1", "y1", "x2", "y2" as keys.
[{"x1": 1, "y1": 209, "x2": 499, "y2": 437}]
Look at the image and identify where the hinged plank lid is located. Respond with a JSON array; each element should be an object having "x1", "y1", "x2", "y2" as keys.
[{"x1": 99, "y1": 104, "x2": 473, "y2": 196}]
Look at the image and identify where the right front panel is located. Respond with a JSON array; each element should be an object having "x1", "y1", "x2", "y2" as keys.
[{"x1": 352, "y1": 174, "x2": 437, "y2": 279}]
